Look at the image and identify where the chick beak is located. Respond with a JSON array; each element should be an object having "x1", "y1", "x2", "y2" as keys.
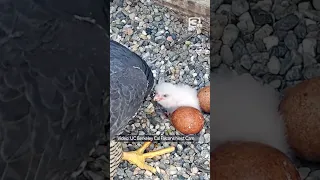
[{"x1": 153, "y1": 94, "x2": 163, "y2": 101}]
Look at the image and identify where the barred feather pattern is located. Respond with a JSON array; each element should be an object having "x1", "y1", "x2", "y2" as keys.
[{"x1": 110, "y1": 140, "x2": 123, "y2": 179}]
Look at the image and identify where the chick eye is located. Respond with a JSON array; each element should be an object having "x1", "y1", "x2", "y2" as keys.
[{"x1": 163, "y1": 94, "x2": 169, "y2": 97}]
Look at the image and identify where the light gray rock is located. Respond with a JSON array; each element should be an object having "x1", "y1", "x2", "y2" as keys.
[
  {"x1": 222, "y1": 24, "x2": 239, "y2": 46},
  {"x1": 302, "y1": 38, "x2": 317, "y2": 57},
  {"x1": 268, "y1": 56, "x2": 281, "y2": 74},
  {"x1": 269, "y1": 79, "x2": 282, "y2": 89},
  {"x1": 252, "y1": 0, "x2": 272, "y2": 12},
  {"x1": 254, "y1": 24, "x2": 274, "y2": 40},
  {"x1": 237, "y1": 12, "x2": 255, "y2": 33},
  {"x1": 263, "y1": 36, "x2": 279, "y2": 50},
  {"x1": 231, "y1": 0, "x2": 249, "y2": 16},
  {"x1": 298, "y1": 167, "x2": 311, "y2": 179},
  {"x1": 298, "y1": 2, "x2": 312, "y2": 12}
]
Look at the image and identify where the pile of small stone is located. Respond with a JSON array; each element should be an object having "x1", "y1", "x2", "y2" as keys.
[
  {"x1": 110, "y1": 0, "x2": 210, "y2": 180},
  {"x1": 211, "y1": 0, "x2": 320, "y2": 90},
  {"x1": 211, "y1": 0, "x2": 320, "y2": 179}
]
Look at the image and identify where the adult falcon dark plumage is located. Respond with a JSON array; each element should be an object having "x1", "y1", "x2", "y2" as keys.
[{"x1": 109, "y1": 40, "x2": 175, "y2": 178}]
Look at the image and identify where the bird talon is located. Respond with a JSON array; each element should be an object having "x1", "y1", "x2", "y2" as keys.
[{"x1": 122, "y1": 141, "x2": 175, "y2": 174}]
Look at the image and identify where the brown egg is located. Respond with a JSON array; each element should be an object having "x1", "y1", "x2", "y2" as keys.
[
  {"x1": 171, "y1": 106, "x2": 204, "y2": 134},
  {"x1": 211, "y1": 141, "x2": 300, "y2": 180},
  {"x1": 197, "y1": 86, "x2": 210, "y2": 113},
  {"x1": 279, "y1": 77, "x2": 320, "y2": 162}
]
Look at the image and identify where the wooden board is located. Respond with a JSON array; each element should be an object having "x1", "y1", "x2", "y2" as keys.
[{"x1": 154, "y1": 0, "x2": 210, "y2": 34}]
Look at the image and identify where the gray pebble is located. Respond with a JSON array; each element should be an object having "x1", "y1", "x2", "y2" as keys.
[
  {"x1": 280, "y1": 51, "x2": 294, "y2": 75},
  {"x1": 268, "y1": 56, "x2": 281, "y2": 74},
  {"x1": 269, "y1": 79, "x2": 282, "y2": 88},
  {"x1": 250, "y1": 62, "x2": 267, "y2": 76},
  {"x1": 286, "y1": 65, "x2": 302, "y2": 80},
  {"x1": 159, "y1": 163, "x2": 166, "y2": 170},
  {"x1": 273, "y1": 1, "x2": 297, "y2": 20},
  {"x1": 191, "y1": 167, "x2": 199, "y2": 174},
  {"x1": 263, "y1": 36, "x2": 279, "y2": 50},
  {"x1": 231, "y1": 0, "x2": 249, "y2": 16},
  {"x1": 155, "y1": 36, "x2": 166, "y2": 44},
  {"x1": 274, "y1": 14, "x2": 299, "y2": 31},
  {"x1": 298, "y1": 2, "x2": 312, "y2": 11},
  {"x1": 284, "y1": 31, "x2": 298, "y2": 50},
  {"x1": 302, "y1": 38, "x2": 317, "y2": 57},
  {"x1": 237, "y1": 12, "x2": 255, "y2": 33},
  {"x1": 251, "y1": 52, "x2": 269, "y2": 64},
  {"x1": 154, "y1": 16, "x2": 162, "y2": 21},
  {"x1": 298, "y1": 167, "x2": 311, "y2": 179},
  {"x1": 204, "y1": 134, "x2": 210, "y2": 144},
  {"x1": 303, "y1": 53, "x2": 317, "y2": 67},
  {"x1": 198, "y1": 136, "x2": 204, "y2": 144},
  {"x1": 246, "y1": 43, "x2": 258, "y2": 54},
  {"x1": 232, "y1": 39, "x2": 248, "y2": 61},
  {"x1": 155, "y1": 30, "x2": 165, "y2": 36},
  {"x1": 252, "y1": 0, "x2": 272, "y2": 12},
  {"x1": 270, "y1": 44, "x2": 288, "y2": 58},
  {"x1": 222, "y1": 24, "x2": 239, "y2": 46},
  {"x1": 254, "y1": 24, "x2": 274, "y2": 40},
  {"x1": 220, "y1": 45, "x2": 234, "y2": 65},
  {"x1": 303, "y1": 64, "x2": 320, "y2": 79},
  {"x1": 274, "y1": 30, "x2": 288, "y2": 42},
  {"x1": 255, "y1": 39, "x2": 267, "y2": 52},
  {"x1": 294, "y1": 21, "x2": 307, "y2": 39},
  {"x1": 240, "y1": 54, "x2": 253, "y2": 70}
]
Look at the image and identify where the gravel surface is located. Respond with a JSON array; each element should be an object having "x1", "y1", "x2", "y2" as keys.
[
  {"x1": 73, "y1": 0, "x2": 319, "y2": 179},
  {"x1": 110, "y1": 0, "x2": 210, "y2": 180},
  {"x1": 211, "y1": 0, "x2": 320, "y2": 179}
]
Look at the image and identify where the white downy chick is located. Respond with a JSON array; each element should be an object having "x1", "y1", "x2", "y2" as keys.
[
  {"x1": 153, "y1": 82, "x2": 200, "y2": 114},
  {"x1": 210, "y1": 71, "x2": 293, "y2": 160}
]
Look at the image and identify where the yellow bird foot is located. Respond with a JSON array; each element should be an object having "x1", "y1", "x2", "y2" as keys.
[{"x1": 122, "y1": 141, "x2": 175, "y2": 173}]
